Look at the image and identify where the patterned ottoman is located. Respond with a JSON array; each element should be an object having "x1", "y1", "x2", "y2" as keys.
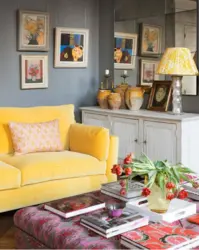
[
  {"x1": 14, "y1": 191, "x2": 121, "y2": 249},
  {"x1": 14, "y1": 191, "x2": 199, "y2": 249}
]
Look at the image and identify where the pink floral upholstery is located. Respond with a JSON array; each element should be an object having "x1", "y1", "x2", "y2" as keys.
[{"x1": 14, "y1": 191, "x2": 199, "y2": 249}]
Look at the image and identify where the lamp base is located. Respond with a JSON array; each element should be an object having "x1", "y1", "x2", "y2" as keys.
[{"x1": 171, "y1": 76, "x2": 183, "y2": 115}]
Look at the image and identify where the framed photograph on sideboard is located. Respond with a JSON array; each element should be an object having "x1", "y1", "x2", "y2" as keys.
[{"x1": 147, "y1": 80, "x2": 172, "y2": 112}]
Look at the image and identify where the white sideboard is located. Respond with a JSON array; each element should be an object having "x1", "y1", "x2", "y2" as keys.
[{"x1": 81, "y1": 107, "x2": 199, "y2": 174}]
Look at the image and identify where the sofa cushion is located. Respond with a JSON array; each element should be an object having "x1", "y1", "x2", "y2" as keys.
[
  {"x1": 0, "y1": 151, "x2": 106, "y2": 186},
  {"x1": 69, "y1": 124, "x2": 110, "y2": 161},
  {"x1": 9, "y1": 119, "x2": 63, "y2": 155},
  {"x1": 0, "y1": 161, "x2": 21, "y2": 190},
  {"x1": 0, "y1": 104, "x2": 75, "y2": 154}
]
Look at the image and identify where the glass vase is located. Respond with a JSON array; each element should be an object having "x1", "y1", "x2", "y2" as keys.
[{"x1": 147, "y1": 183, "x2": 170, "y2": 213}]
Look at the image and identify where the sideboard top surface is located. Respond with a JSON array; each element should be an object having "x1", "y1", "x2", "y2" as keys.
[{"x1": 80, "y1": 106, "x2": 199, "y2": 122}]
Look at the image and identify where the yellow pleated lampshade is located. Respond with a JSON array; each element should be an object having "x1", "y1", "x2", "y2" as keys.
[{"x1": 156, "y1": 47, "x2": 198, "y2": 76}]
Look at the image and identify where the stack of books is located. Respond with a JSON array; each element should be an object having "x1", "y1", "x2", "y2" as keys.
[
  {"x1": 80, "y1": 208, "x2": 149, "y2": 238},
  {"x1": 44, "y1": 193, "x2": 105, "y2": 218},
  {"x1": 182, "y1": 174, "x2": 199, "y2": 200},
  {"x1": 120, "y1": 223, "x2": 199, "y2": 249},
  {"x1": 101, "y1": 181, "x2": 146, "y2": 204}
]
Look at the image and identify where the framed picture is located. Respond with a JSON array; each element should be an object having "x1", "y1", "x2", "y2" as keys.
[
  {"x1": 18, "y1": 10, "x2": 49, "y2": 51},
  {"x1": 114, "y1": 32, "x2": 138, "y2": 69},
  {"x1": 140, "y1": 59, "x2": 160, "y2": 87},
  {"x1": 21, "y1": 55, "x2": 48, "y2": 89},
  {"x1": 140, "y1": 24, "x2": 162, "y2": 57},
  {"x1": 54, "y1": 27, "x2": 89, "y2": 68},
  {"x1": 147, "y1": 81, "x2": 172, "y2": 112}
]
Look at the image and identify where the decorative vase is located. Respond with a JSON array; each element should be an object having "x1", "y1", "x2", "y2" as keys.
[
  {"x1": 97, "y1": 89, "x2": 111, "y2": 109},
  {"x1": 147, "y1": 183, "x2": 170, "y2": 213},
  {"x1": 125, "y1": 87, "x2": 144, "y2": 111},
  {"x1": 114, "y1": 84, "x2": 129, "y2": 109},
  {"x1": 31, "y1": 75, "x2": 36, "y2": 81},
  {"x1": 108, "y1": 93, "x2": 121, "y2": 110}
]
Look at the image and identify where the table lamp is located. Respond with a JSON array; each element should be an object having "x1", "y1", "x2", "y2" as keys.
[{"x1": 156, "y1": 48, "x2": 198, "y2": 115}]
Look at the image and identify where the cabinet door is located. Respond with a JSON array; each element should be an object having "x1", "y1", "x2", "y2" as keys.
[
  {"x1": 82, "y1": 112, "x2": 110, "y2": 129},
  {"x1": 111, "y1": 117, "x2": 139, "y2": 159},
  {"x1": 143, "y1": 121, "x2": 177, "y2": 164}
]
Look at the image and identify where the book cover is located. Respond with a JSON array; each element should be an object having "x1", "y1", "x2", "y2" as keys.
[
  {"x1": 101, "y1": 181, "x2": 144, "y2": 198},
  {"x1": 44, "y1": 193, "x2": 105, "y2": 218},
  {"x1": 121, "y1": 223, "x2": 199, "y2": 249},
  {"x1": 81, "y1": 208, "x2": 148, "y2": 234}
]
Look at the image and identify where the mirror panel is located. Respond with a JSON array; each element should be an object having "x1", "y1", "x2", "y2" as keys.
[{"x1": 114, "y1": 0, "x2": 197, "y2": 96}]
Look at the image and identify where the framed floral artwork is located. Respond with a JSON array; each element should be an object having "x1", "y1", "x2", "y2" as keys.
[
  {"x1": 140, "y1": 24, "x2": 162, "y2": 57},
  {"x1": 147, "y1": 81, "x2": 172, "y2": 112},
  {"x1": 54, "y1": 27, "x2": 89, "y2": 68},
  {"x1": 18, "y1": 10, "x2": 50, "y2": 51},
  {"x1": 114, "y1": 32, "x2": 138, "y2": 69},
  {"x1": 140, "y1": 59, "x2": 161, "y2": 87},
  {"x1": 21, "y1": 55, "x2": 48, "y2": 89}
]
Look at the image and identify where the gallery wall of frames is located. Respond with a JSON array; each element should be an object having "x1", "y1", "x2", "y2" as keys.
[{"x1": 18, "y1": 10, "x2": 89, "y2": 90}]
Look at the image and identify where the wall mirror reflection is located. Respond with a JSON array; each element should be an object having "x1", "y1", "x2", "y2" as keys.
[{"x1": 114, "y1": 0, "x2": 197, "y2": 97}]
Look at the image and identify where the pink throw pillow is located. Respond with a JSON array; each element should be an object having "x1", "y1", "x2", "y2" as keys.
[{"x1": 8, "y1": 119, "x2": 64, "y2": 154}]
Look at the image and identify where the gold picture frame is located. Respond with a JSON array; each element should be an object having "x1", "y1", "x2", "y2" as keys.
[{"x1": 147, "y1": 81, "x2": 172, "y2": 112}]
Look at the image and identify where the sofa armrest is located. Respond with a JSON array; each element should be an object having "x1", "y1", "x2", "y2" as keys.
[
  {"x1": 69, "y1": 123, "x2": 110, "y2": 161},
  {"x1": 106, "y1": 135, "x2": 118, "y2": 182}
]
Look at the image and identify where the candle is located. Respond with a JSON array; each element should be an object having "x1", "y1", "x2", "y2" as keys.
[
  {"x1": 124, "y1": 70, "x2": 127, "y2": 75},
  {"x1": 105, "y1": 69, "x2": 109, "y2": 75}
]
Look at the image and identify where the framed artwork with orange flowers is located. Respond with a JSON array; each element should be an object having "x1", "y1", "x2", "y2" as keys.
[
  {"x1": 54, "y1": 27, "x2": 89, "y2": 68},
  {"x1": 21, "y1": 55, "x2": 48, "y2": 89},
  {"x1": 114, "y1": 32, "x2": 138, "y2": 69},
  {"x1": 140, "y1": 24, "x2": 162, "y2": 57},
  {"x1": 18, "y1": 10, "x2": 50, "y2": 51}
]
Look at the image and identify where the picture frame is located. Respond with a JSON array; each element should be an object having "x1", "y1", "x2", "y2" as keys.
[
  {"x1": 54, "y1": 27, "x2": 89, "y2": 68},
  {"x1": 18, "y1": 10, "x2": 50, "y2": 51},
  {"x1": 21, "y1": 54, "x2": 48, "y2": 89},
  {"x1": 114, "y1": 32, "x2": 138, "y2": 69},
  {"x1": 147, "y1": 81, "x2": 172, "y2": 112},
  {"x1": 140, "y1": 59, "x2": 161, "y2": 87},
  {"x1": 140, "y1": 24, "x2": 162, "y2": 57}
]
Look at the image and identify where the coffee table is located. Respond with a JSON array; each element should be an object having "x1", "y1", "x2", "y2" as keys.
[{"x1": 14, "y1": 191, "x2": 199, "y2": 249}]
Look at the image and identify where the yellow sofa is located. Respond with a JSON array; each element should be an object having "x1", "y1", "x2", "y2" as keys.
[{"x1": 0, "y1": 104, "x2": 118, "y2": 212}]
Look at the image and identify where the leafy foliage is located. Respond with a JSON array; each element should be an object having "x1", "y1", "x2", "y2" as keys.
[{"x1": 123, "y1": 153, "x2": 195, "y2": 194}]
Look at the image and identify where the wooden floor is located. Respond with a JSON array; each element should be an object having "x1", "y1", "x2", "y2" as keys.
[{"x1": 0, "y1": 211, "x2": 15, "y2": 249}]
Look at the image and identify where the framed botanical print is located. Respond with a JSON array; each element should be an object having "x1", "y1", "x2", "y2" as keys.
[
  {"x1": 18, "y1": 10, "x2": 50, "y2": 51},
  {"x1": 54, "y1": 27, "x2": 89, "y2": 68},
  {"x1": 21, "y1": 55, "x2": 48, "y2": 89},
  {"x1": 140, "y1": 24, "x2": 162, "y2": 57},
  {"x1": 147, "y1": 81, "x2": 172, "y2": 112},
  {"x1": 114, "y1": 32, "x2": 138, "y2": 69},
  {"x1": 140, "y1": 59, "x2": 160, "y2": 87}
]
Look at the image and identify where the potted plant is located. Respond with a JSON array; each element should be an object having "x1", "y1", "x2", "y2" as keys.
[{"x1": 111, "y1": 153, "x2": 198, "y2": 213}]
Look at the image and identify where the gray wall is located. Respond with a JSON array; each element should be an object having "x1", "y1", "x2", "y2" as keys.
[
  {"x1": 99, "y1": 0, "x2": 115, "y2": 86},
  {"x1": 0, "y1": 0, "x2": 101, "y2": 121}
]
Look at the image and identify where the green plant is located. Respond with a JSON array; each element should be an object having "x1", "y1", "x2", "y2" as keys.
[{"x1": 112, "y1": 153, "x2": 198, "y2": 200}]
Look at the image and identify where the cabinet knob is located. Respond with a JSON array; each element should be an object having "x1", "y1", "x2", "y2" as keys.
[
  {"x1": 134, "y1": 139, "x2": 138, "y2": 143},
  {"x1": 143, "y1": 140, "x2": 147, "y2": 144}
]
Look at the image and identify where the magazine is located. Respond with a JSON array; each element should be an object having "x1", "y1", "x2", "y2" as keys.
[
  {"x1": 44, "y1": 193, "x2": 105, "y2": 218},
  {"x1": 81, "y1": 208, "x2": 149, "y2": 238},
  {"x1": 121, "y1": 223, "x2": 199, "y2": 249},
  {"x1": 101, "y1": 181, "x2": 144, "y2": 199}
]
